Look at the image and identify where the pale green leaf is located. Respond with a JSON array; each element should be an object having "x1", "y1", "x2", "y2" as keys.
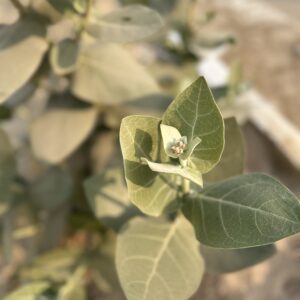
[
  {"x1": 120, "y1": 116, "x2": 179, "y2": 216},
  {"x1": 162, "y1": 77, "x2": 224, "y2": 174},
  {"x1": 0, "y1": 129, "x2": 16, "y2": 203},
  {"x1": 20, "y1": 247, "x2": 82, "y2": 282},
  {"x1": 3, "y1": 281, "x2": 50, "y2": 300},
  {"x1": 30, "y1": 108, "x2": 98, "y2": 164},
  {"x1": 30, "y1": 167, "x2": 73, "y2": 211},
  {"x1": 46, "y1": 0, "x2": 75, "y2": 13},
  {"x1": 58, "y1": 266, "x2": 86, "y2": 300},
  {"x1": 201, "y1": 244, "x2": 276, "y2": 274},
  {"x1": 72, "y1": 44, "x2": 159, "y2": 105},
  {"x1": 160, "y1": 124, "x2": 182, "y2": 158},
  {"x1": 116, "y1": 216, "x2": 204, "y2": 300},
  {"x1": 204, "y1": 117, "x2": 244, "y2": 183},
  {"x1": 87, "y1": 4, "x2": 163, "y2": 43},
  {"x1": 50, "y1": 39, "x2": 79, "y2": 76},
  {"x1": 84, "y1": 167, "x2": 140, "y2": 231},
  {"x1": 0, "y1": 17, "x2": 48, "y2": 104},
  {"x1": 141, "y1": 158, "x2": 203, "y2": 187},
  {"x1": 183, "y1": 174, "x2": 300, "y2": 248},
  {"x1": 73, "y1": 0, "x2": 87, "y2": 14}
]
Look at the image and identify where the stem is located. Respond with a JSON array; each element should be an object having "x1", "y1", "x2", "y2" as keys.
[
  {"x1": 180, "y1": 159, "x2": 190, "y2": 194},
  {"x1": 182, "y1": 178, "x2": 190, "y2": 194},
  {"x1": 2, "y1": 209, "x2": 13, "y2": 264},
  {"x1": 10, "y1": 0, "x2": 25, "y2": 14}
]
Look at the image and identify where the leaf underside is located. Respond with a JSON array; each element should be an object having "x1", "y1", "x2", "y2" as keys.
[{"x1": 116, "y1": 216, "x2": 204, "y2": 300}]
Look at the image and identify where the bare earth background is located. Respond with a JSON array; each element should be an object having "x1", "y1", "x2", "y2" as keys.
[{"x1": 193, "y1": 0, "x2": 300, "y2": 299}]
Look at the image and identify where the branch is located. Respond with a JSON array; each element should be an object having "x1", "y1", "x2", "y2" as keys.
[{"x1": 10, "y1": 0, "x2": 25, "y2": 14}]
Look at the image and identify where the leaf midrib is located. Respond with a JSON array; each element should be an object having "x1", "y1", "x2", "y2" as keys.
[{"x1": 142, "y1": 219, "x2": 180, "y2": 300}]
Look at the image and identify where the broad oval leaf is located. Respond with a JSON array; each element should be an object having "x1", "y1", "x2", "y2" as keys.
[
  {"x1": 0, "y1": 17, "x2": 48, "y2": 104},
  {"x1": 0, "y1": 129, "x2": 16, "y2": 203},
  {"x1": 183, "y1": 174, "x2": 300, "y2": 248},
  {"x1": 87, "y1": 4, "x2": 164, "y2": 43},
  {"x1": 50, "y1": 39, "x2": 79, "y2": 76},
  {"x1": 29, "y1": 166, "x2": 73, "y2": 211},
  {"x1": 204, "y1": 117, "x2": 244, "y2": 183},
  {"x1": 116, "y1": 216, "x2": 204, "y2": 300},
  {"x1": 3, "y1": 281, "x2": 50, "y2": 300},
  {"x1": 30, "y1": 108, "x2": 98, "y2": 164},
  {"x1": 120, "y1": 115, "x2": 179, "y2": 216},
  {"x1": 72, "y1": 44, "x2": 159, "y2": 105},
  {"x1": 84, "y1": 167, "x2": 140, "y2": 231},
  {"x1": 201, "y1": 244, "x2": 276, "y2": 274},
  {"x1": 162, "y1": 77, "x2": 224, "y2": 174}
]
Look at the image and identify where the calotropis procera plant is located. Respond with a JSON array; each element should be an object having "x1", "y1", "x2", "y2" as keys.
[{"x1": 117, "y1": 77, "x2": 300, "y2": 300}]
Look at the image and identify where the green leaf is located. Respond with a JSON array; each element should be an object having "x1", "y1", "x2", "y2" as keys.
[
  {"x1": 46, "y1": 0, "x2": 75, "y2": 13},
  {"x1": 0, "y1": 17, "x2": 48, "y2": 104},
  {"x1": 20, "y1": 247, "x2": 82, "y2": 282},
  {"x1": 204, "y1": 117, "x2": 244, "y2": 183},
  {"x1": 0, "y1": 129, "x2": 16, "y2": 204},
  {"x1": 73, "y1": 0, "x2": 87, "y2": 14},
  {"x1": 120, "y1": 115, "x2": 179, "y2": 216},
  {"x1": 116, "y1": 216, "x2": 204, "y2": 300},
  {"x1": 0, "y1": 105, "x2": 12, "y2": 120},
  {"x1": 160, "y1": 124, "x2": 182, "y2": 158},
  {"x1": 84, "y1": 167, "x2": 140, "y2": 231},
  {"x1": 141, "y1": 158, "x2": 203, "y2": 187},
  {"x1": 87, "y1": 4, "x2": 164, "y2": 43},
  {"x1": 201, "y1": 244, "x2": 276, "y2": 274},
  {"x1": 30, "y1": 108, "x2": 98, "y2": 164},
  {"x1": 162, "y1": 77, "x2": 224, "y2": 174},
  {"x1": 72, "y1": 44, "x2": 159, "y2": 105},
  {"x1": 30, "y1": 167, "x2": 73, "y2": 211},
  {"x1": 50, "y1": 39, "x2": 79, "y2": 76},
  {"x1": 3, "y1": 281, "x2": 50, "y2": 300},
  {"x1": 183, "y1": 174, "x2": 300, "y2": 248},
  {"x1": 58, "y1": 266, "x2": 87, "y2": 300}
]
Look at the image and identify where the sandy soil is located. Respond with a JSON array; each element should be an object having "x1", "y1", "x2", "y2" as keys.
[{"x1": 192, "y1": 1, "x2": 300, "y2": 299}]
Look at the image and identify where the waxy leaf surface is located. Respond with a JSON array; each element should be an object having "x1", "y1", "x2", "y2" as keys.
[
  {"x1": 87, "y1": 4, "x2": 163, "y2": 43},
  {"x1": 50, "y1": 39, "x2": 79, "y2": 76},
  {"x1": 183, "y1": 174, "x2": 300, "y2": 248},
  {"x1": 116, "y1": 217, "x2": 204, "y2": 300},
  {"x1": 84, "y1": 167, "x2": 140, "y2": 231},
  {"x1": 72, "y1": 44, "x2": 159, "y2": 105},
  {"x1": 162, "y1": 77, "x2": 224, "y2": 174},
  {"x1": 0, "y1": 17, "x2": 48, "y2": 104},
  {"x1": 201, "y1": 244, "x2": 276, "y2": 273},
  {"x1": 31, "y1": 108, "x2": 97, "y2": 164}
]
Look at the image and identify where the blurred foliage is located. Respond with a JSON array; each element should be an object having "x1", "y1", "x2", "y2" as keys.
[{"x1": 0, "y1": 0, "x2": 250, "y2": 299}]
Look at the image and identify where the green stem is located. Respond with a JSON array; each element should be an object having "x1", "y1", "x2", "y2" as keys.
[
  {"x1": 2, "y1": 209, "x2": 13, "y2": 264},
  {"x1": 182, "y1": 178, "x2": 190, "y2": 194},
  {"x1": 180, "y1": 159, "x2": 190, "y2": 194}
]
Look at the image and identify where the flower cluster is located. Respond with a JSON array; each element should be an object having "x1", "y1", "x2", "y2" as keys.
[{"x1": 170, "y1": 138, "x2": 187, "y2": 155}]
